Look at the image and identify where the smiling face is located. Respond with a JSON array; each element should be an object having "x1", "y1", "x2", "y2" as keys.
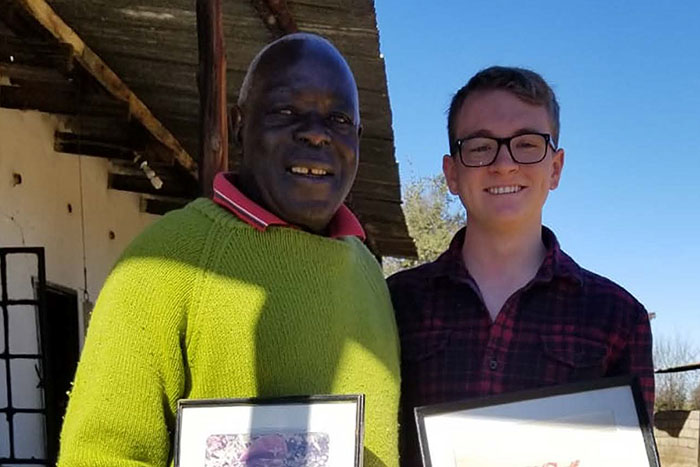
[
  {"x1": 443, "y1": 89, "x2": 564, "y2": 233},
  {"x1": 236, "y1": 37, "x2": 361, "y2": 233}
]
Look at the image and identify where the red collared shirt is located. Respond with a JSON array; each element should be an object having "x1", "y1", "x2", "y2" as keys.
[
  {"x1": 212, "y1": 172, "x2": 365, "y2": 240},
  {"x1": 388, "y1": 227, "x2": 654, "y2": 467}
]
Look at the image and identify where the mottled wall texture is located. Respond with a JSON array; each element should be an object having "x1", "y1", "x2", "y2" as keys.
[
  {"x1": 655, "y1": 410, "x2": 700, "y2": 466},
  {"x1": 0, "y1": 107, "x2": 158, "y2": 459}
]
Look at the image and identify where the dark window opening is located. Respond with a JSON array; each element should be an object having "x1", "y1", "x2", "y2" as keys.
[{"x1": 42, "y1": 283, "x2": 80, "y2": 463}]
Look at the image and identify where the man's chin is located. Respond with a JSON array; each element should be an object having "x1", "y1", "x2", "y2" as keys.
[{"x1": 275, "y1": 200, "x2": 341, "y2": 234}]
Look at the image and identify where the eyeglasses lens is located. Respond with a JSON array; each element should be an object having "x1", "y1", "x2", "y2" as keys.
[
  {"x1": 460, "y1": 134, "x2": 548, "y2": 166},
  {"x1": 511, "y1": 134, "x2": 547, "y2": 163}
]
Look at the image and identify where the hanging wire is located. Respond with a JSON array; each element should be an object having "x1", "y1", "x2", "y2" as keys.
[
  {"x1": 77, "y1": 153, "x2": 89, "y2": 305},
  {"x1": 75, "y1": 69, "x2": 90, "y2": 306}
]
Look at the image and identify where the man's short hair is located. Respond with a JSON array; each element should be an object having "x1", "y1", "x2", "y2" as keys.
[{"x1": 447, "y1": 66, "x2": 560, "y2": 155}]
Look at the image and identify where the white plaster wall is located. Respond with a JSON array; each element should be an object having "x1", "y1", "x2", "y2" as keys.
[
  {"x1": 0, "y1": 107, "x2": 160, "y2": 460},
  {"x1": 0, "y1": 108, "x2": 159, "y2": 301}
]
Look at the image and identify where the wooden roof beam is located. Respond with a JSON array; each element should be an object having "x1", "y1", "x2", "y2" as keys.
[
  {"x1": 0, "y1": 82, "x2": 128, "y2": 116},
  {"x1": 0, "y1": 34, "x2": 74, "y2": 73},
  {"x1": 0, "y1": 62, "x2": 67, "y2": 83},
  {"x1": 54, "y1": 131, "x2": 146, "y2": 161},
  {"x1": 196, "y1": 0, "x2": 228, "y2": 197},
  {"x1": 13, "y1": 0, "x2": 198, "y2": 179},
  {"x1": 108, "y1": 161, "x2": 197, "y2": 199}
]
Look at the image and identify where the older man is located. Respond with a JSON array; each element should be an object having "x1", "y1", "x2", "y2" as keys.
[{"x1": 59, "y1": 33, "x2": 399, "y2": 467}]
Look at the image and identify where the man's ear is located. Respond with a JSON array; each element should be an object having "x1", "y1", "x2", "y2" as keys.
[
  {"x1": 443, "y1": 154, "x2": 459, "y2": 195},
  {"x1": 357, "y1": 124, "x2": 363, "y2": 139},
  {"x1": 549, "y1": 148, "x2": 565, "y2": 190},
  {"x1": 230, "y1": 104, "x2": 243, "y2": 145}
]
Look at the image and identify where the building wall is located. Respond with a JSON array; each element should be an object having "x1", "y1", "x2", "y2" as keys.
[
  {"x1": 0, "y1": 107, "x2": 160, "y2": 460},
  {"x1": 654, "y1": 410, "x2": 700, "y2": 467},
  {"x1": 0, "y1": 108, "x2": 159, "y2": 304}
]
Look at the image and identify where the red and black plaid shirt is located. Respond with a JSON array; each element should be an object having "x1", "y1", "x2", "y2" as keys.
[{"x1": 387, "y1": 227, "x2": 654, "y2": 467}]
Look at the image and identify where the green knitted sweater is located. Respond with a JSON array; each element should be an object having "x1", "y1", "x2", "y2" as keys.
[{"x1": 58, "y1": 198, "x2": 400, "y2": 467}]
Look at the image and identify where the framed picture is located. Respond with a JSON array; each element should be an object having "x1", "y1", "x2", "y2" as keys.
[
  {"x1": 415, "y1": 376, "x2": 659, "y2": 467},
  {"x1": 174, "y1": 394, "x2": 364, "y2": 467}
]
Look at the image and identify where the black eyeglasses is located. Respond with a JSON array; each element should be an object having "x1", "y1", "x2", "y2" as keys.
[{"x1": 454, "y1": 132, "x2": 557, "y2": 167}]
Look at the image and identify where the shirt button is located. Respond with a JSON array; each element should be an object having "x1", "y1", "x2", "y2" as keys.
[{"x1": 489, "y1": 359, "x2": 498, "y2": 371}]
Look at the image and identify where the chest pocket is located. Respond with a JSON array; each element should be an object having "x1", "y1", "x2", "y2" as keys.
[
  {"x1": 400, "y1": 330, "x2": 451, "y2": 363},
  {"x1": 541, "y1": 335, "x2": 609, "y2": 382}
]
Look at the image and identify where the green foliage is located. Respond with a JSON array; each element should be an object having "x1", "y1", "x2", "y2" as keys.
[{"x1": 384, "y1": 174, "x2": 465, "y2": 276}]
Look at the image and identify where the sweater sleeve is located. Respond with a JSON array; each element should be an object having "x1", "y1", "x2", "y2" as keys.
[{"x1": 58, "y1": 212, "x2": 206, "y2": 466}]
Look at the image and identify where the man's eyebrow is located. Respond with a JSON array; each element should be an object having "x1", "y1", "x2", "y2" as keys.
[
  {"x1": 460, "y1": 127, "x2": 545, "y2": 139},
  {"x1": 264, "y1": 85, "x2": 294, "y2": 97}
]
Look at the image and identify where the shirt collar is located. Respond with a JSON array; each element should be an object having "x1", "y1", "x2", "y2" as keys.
[
  {"x1": 534, "y1": 226, "x2": 584, "y2": 287},
  {"x1": 432, "y1": 226, "x2": 583, "y2": 287},
  {"x1": 212, "y1": 172, "x2": 366, "y2": 240}
]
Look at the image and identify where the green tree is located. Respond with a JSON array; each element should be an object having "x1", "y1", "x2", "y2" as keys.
[{"x1": 384, "y1": 174, "x2": 465, "y2": 276}]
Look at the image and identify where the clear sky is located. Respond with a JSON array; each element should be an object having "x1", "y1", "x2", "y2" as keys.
[{"x1": 374, "y1": 1, "x2": 700, "y2": 344}]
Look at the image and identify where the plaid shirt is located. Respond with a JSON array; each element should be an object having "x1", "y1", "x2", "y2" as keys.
[{"x1": 387, "y1": 227, "x2": 654, "y2": 467}]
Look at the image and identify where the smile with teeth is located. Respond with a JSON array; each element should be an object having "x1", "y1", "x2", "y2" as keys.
[
  {"x1": 289, "y1": 166, "x2": 330, "y2": 176},
  {"x1": 486, "y1": 185, "x2": 523, "y2": 195}
]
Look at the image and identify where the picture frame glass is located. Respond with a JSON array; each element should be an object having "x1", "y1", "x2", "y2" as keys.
[
  {"x1": 416, "y1": 378, "x2": 658, "y2": 467},
  {"x1": 176, "y1": 395, "x2": 363, "y2": 467}
]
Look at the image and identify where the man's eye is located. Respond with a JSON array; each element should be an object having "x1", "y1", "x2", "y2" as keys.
[
  {"x1": 329, "y1": 114, "x2": 352, "y2": 125},
  {"x1": 268, "y1": 107, "x2": 294, "y2": 117},
  {"x1": 469, "y1": 145, "x2": 491, "y2": 153},
  {"x1": 516, "y1": 142, "x2": 537, "y2": 148}
]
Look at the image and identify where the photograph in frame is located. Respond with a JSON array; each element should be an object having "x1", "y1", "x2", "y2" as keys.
[
  {"x1": 415, "y1": 376, "x2": 659, "y2": 467},
  {"x1": 174, "y1": 394, "x2": 364, "y2": 467}
]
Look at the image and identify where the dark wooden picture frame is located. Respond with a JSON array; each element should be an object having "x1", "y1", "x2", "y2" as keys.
[
  {"x1": 415, "y1": 376, "x2": 659, "y2": 467},
  {"x1": 175, "y1": 394, "x2": 364, "y2": 467}
]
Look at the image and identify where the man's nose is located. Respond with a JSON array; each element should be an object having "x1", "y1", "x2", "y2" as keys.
[
  {"x1": 489, "y1": 142, "x2": 518, "y2": 172},
  {"x1": 295, "y1": 119, "x2": 331, "y2": 147}
]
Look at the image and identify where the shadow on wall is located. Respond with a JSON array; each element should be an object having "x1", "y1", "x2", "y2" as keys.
[
  {"x1": 655, "y1": 410, "x2": 693, "y2": 438},
  {"x1": 654, "y1": 410, "x2": 699, "y2": 467}
]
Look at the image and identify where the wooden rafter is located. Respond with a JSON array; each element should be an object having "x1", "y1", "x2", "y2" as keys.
[
  {"x1": 196, "y1": 0, "x2": 228, "y2": 197},
  {"x1": 13, "y1": 0, "x2": 198, "y2": 179},
  {"x1": 109, "y1": 161, "x2": 197, "y2": 199},
  {"x1": 54, "y1": 131, "x2": 146, "y2": 161},
  {"x1": 0, "y1": 35, "x2": 74, "y2": 73},
  {"x1": 0, "y1": 81, "x2": 127, "y2": 116}
]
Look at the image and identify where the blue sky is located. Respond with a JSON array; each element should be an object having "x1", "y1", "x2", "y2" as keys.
[{"x1": 375, "y1": 1, "x2": 700, "y2": 343}]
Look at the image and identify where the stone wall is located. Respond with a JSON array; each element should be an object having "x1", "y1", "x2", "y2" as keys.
[{"x1": 655, "y1": 410, "x2": 700, "y2": 466}]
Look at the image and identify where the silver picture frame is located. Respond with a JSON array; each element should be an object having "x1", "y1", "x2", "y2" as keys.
[
  {"x1": 175, "y1": 394, "x2": 364, "y2": 467},
  {"x1": 415, "y1": 376, "x2": 659, "y2": 467}
]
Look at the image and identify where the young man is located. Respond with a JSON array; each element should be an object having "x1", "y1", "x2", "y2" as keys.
[
  {"x1": 388, "y1": 66, "x2": 653, "y2": 466},
  {"x1": 59, "y1": 34, "x2": 400, "y2": 467}
]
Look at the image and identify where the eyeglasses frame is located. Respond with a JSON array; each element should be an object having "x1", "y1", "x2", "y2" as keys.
[{"x1": 454, "y1": 132, "x2": 558, "y2": 167}]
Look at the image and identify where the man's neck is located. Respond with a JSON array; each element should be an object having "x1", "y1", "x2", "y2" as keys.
[{"x1": 461, "y1": 220, "x2": 546, "y2": 320}]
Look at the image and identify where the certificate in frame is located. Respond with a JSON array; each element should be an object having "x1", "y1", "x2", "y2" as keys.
[
  {"x1": 415, "y1": 376, "x2": 659, "y2": 467},
  {"x1": 175, "y1": 394, "x2": 364, "y2": 467}
]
